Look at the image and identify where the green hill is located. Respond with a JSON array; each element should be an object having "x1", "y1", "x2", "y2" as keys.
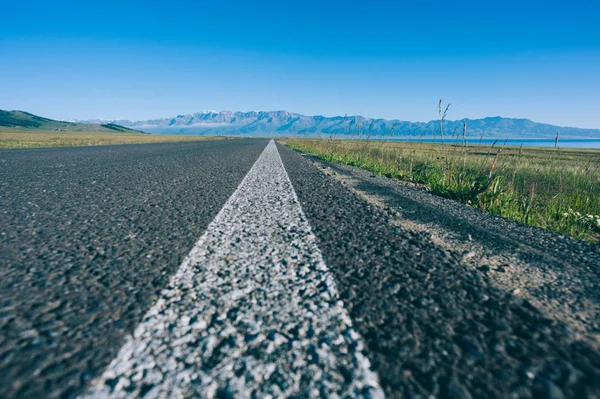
[{"x1": 0, "y1": 110, "x2": 144, "y2": 134}]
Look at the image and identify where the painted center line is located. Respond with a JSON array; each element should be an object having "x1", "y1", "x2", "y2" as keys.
[{"x1": 83, "y1": 140, "x2": 383, "y2": 398}]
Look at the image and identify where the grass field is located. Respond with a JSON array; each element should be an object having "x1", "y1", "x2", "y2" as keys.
[
  {"x1": 285, "y1": 138, "x2": 600, "y2": 242},
  {"x1": 0, "y1": 129, "x2": 224, "y2": 149}
]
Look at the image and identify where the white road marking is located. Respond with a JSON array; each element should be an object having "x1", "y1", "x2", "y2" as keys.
[{"x1": 83, "y1": 140, "x2": 384, "y2": 398}]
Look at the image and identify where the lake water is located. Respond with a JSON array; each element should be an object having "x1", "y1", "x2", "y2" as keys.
[{"x1": 370, "y1": 138, "x2": 600, "y2": 149}]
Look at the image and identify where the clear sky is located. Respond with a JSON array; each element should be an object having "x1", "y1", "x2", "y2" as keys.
[{"x1": 1, "y1": 0, "x2": 599, "y2": 128}]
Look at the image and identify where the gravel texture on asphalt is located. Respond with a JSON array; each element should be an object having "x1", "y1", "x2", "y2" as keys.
[
  {"x1": 278, "y1": 142, "x2": 600, "y2": 399},
  {"x1": 83, "y1": 141, "x2": 383, "y2": 399},
  {"x1": 3, "y1": 138, "x2": 600, "y2": 399},
  {"x1": 0, "y1": 139, "x2": 267, "y2": 398}
]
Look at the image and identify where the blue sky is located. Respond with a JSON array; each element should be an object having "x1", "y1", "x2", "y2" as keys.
[{"x1": 1, "y1": 0, "x2": 599, "y2": 128}]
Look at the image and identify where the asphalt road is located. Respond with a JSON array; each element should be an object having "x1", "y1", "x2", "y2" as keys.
[{"x1": 1, "y1": 139, "x2": 599, "y2": 398}]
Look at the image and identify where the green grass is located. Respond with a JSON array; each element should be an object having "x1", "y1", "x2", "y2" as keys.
[
  {"x1": 0, "y1": 129, "x2": 225, "y2": 148},
  {"x1": 284, "y1": 138, "x2": 600, "y2": 243}
]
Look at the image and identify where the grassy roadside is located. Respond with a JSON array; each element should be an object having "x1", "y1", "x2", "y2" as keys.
[
  {"x1": 0, "y1": 129, "x2": 225, "y2": 149},
  {"x1": 284, "y1": 138, "x2": 600, "y2": 243}
]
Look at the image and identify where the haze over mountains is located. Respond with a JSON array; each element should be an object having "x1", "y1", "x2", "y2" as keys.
[{"x1": 80, "y1": 110, "x2": 600, "y2": 139}]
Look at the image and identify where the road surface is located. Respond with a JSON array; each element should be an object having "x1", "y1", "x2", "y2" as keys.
[{"x1": 1, "y1": 139, "x2": 599, "y2": 398}]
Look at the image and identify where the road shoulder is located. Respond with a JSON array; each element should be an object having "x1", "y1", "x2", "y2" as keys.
[{"x1": 295, "y1": 150, "x2": 600, "y2": 349}]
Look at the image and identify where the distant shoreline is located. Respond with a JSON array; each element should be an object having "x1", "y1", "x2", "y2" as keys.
[{"x1": 365, "y1": 137, "x2": 600, "y2": 149}]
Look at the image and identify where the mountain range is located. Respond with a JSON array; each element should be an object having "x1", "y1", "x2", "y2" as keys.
[{"x1": 80, "y1": 110, "x2": 600, "y2": 139}]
